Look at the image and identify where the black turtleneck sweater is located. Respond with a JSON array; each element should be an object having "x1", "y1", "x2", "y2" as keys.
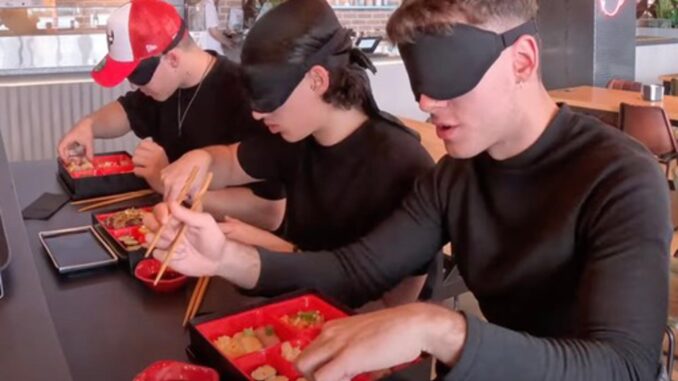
[{"x1": 249, "y1": 105, "x2": 672, "y2": 380}]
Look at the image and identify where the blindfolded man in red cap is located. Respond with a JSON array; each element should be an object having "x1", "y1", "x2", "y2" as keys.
[{"x1": 58, "y1": 0, "x2": 285, "y2": 231}]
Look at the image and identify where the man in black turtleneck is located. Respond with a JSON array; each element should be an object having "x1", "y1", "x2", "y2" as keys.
[{"x1": 147, "y1": 0, "x2": 672, "y2": 380}]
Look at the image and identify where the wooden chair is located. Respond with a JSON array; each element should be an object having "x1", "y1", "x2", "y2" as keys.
[
  {"x1": 618, "y1": 103, "x2": 678, "y2": 180},
  {"x1": 607, "y1": 78, "x2": 643, "y2": 92},
  {"x1": 671, "y1": 78, "x2": 678, "y2": 96}
]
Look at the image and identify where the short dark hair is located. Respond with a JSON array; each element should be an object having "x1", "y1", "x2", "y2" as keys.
[
  {"x1": 387, "y1": 0, "x2": 538, "y2": 43},
  {"x1": 286, "y1": 27, "x2": 370, "y2": 111}
]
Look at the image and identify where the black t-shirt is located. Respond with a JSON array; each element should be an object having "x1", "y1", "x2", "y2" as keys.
[
  {"x1": 238, "y1": 118, "x2": 435, "y2": 251},
  {"x1": 255, "y1": 105, "x2": 672, "y2": 380},
  {"x1": 117, "y1": 53, "x2": 283, "y2": 200}
]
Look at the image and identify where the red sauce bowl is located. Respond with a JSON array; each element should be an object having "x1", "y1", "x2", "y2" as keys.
[
  {"x1": 133, "y1": 360, "x2": 219, "y2": 381},
  {"x1": 134, "y1": 259, "x2": 187, "y2": 293}
]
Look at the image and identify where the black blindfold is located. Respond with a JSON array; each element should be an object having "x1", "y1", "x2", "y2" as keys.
[
  {"x1": 242, "y1": 28, "x2": 378, "y2": 113},
  {"x1": 399, "y1": 20, "x2": 538, "y2": 101}
]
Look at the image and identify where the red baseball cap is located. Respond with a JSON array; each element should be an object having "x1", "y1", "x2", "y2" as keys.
[{"x1": 92, "y1": 0, "x2": 184, "y2": 87}]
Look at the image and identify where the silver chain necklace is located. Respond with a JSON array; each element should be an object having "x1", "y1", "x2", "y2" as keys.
[{"x1": 177, "y1": 56, "x2": 216, "y2": 136}]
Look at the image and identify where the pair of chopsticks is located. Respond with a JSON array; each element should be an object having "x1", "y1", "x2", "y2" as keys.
[
  {"x1": 144, "y1": 167, "x2": 200, "y2": 259},
  {"x1": 72, "y1": 189, "x2": 156, "y2": 212},
  {"x1": 183, "y1": 276, "x2": 211, "y2": 327},
  {"x1": 145, "y1": 167, "x2": 214, "y2": 286}
]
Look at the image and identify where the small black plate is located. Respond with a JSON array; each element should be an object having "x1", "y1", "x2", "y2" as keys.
[{"x1": 39, "y1": 226, "x2": 118, "y2": 274}]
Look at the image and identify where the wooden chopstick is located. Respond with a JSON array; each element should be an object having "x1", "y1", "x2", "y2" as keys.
[
  {"x1": 153, "y1": 172, "x2": 213, "y2": 286},
  {"x1": 70, "y1": 189, "x2": 154, "y2": 206},
  {"x1": 182, "y1": 277, "x2": 207, "y2": 326},
  {"x1": 144, "y1": 166, "x2": 200, "y2": 258},
  {"x1": 182, "y1": 276, "x2": 211, "y2": 327},
  {"x1": 77, "y1": 190, "x2": 157, "y2": 212}
]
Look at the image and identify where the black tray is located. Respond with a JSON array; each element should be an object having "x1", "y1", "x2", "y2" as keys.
[
  {"x1": 38, "y1": 226, "x2": 119, "y2": 274},
  {"x1": 58, "y1": 151, "x2": 148, "y2": 200},
  {"x1": 91, "y1": 204, "x2": 157, "y2": 274},
  {"x1": 187, "y1": 290, "x2": 431, "y2": 381}
]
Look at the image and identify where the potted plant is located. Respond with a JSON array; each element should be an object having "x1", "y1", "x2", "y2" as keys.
[{"x1": 655, "y1": 0, "x2": 678, "y2": 28}]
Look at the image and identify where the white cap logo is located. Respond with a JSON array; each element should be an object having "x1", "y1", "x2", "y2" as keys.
[{"x1": 107, "y1": 30, "x2": 115, "y2": 48}]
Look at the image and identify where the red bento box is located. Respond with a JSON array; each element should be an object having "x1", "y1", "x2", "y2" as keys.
[
  {"x1": 187, "y1": 292, "x2": 431, "y2": 381},
  {"x1": 91, "y1": 206, "x2": 153, "y2": 273},
  {"x1": 58, "y1": 151, "x2": 148, "y2": 200}
]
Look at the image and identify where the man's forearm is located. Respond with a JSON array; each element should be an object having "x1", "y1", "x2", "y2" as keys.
[
  {"x1": 202, "y1": 145, "x2": 248, "y2": 189},
  {"x1": 202, "y1": 188, "x2": 285, "y2": 231},
  {"x1": 420, "y1": 305, "x2": 467, "y2": 367},
  {"x1": 88, "y1": 101, "x2": 132, "y2": 138},
  {"x1": 216, "y1": 241, "x2": 262, "y2": 289}
]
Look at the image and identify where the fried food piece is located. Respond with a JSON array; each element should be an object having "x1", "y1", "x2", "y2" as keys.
[
  {"x1": 254, "y1": 325, "x2": 280, "y2": 347},
  {"x1": 251, "y1": 365, "x2": 276, "y2": 381}
]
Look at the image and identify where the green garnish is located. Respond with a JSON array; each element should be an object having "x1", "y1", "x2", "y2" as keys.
[{"x1": 297, "y1": 311, "x2": 320, "y2": 322}]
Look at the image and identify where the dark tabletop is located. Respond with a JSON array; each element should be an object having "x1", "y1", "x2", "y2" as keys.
[{"x1": 2, "y1": 158, "x2": 265, "y2": 381}]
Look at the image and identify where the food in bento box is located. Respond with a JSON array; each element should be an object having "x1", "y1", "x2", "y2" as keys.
[
  {"x1": 66, "y1": 159, "x2": 95, "y2": 172},
  {"x1": 119, "y1": 234, "x2": 142, "y2": 251},
  {"x1": 268, "y1": 377, "x2": 289, "y2": 381},
  {"x1": 281, "y1": 310, "x2": 324, "y2": 329},
  {"x1": 104, "y1": 208, "x2": 146, "y2": 229},
  {"x1": 251, "y1": 365, "x2": 286, "y2": 381},
  {"x1": 369, "y1": 369, "x2": 394, "y2": 379},
  {"x1": 214, "y1": 326, "x2": 280, "y2": 359},
  {"x1": 214, "y1": 333, "x2": 260, "y2": 358},
  {"x1": 281, "y1": 341, "x2": 302, "y2": 362},
  {"x1": 255, "y1": 325, "x2": 281, "y2": 347},
  {"x1": 118, "y1": 157, "x2": 133, "y2": 167}
]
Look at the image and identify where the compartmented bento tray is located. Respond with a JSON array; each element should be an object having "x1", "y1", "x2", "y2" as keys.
[
  {"x1": 58, "y1": 151, "x2": 148, "y2": 200},
  {"x1": 91, "y1": 206, "x2": 153, "y2": 273},
  {"x1": 188, "y1": 292, "x2": 431, "y2": 381}
]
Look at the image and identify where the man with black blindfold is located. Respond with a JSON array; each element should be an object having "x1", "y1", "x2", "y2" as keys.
[
  {"x1": 154, "y1": 0, "x2": 437, "y2": 306},
  {"x1": 149, "y1": 0, "x2": 671, "y2": 379},
  {"x1": 57, "y1": 0, "x2": 284, "y2": 230}
]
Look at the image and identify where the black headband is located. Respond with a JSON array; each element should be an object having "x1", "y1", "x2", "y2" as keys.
[{"x1": 399, "y1": 20, "x2": 538, "y2": 101}]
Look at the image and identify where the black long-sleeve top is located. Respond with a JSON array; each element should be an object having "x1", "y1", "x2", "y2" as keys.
[{"x1": 251, "y1": 105, "x2": 671, "y2": 380}]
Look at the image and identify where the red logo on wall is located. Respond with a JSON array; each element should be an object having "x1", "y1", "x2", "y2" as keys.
[{"x1": 599, "y1": 0, "x2": 626, "y2": 16}]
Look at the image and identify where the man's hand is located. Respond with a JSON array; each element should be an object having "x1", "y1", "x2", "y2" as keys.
[
  {"x1": 145, "y1": 202, "x2": 227, "y2": 277},
  {"x1": 160, "y1": 149, "x2": 213, "y2": 202},
  {"x1": 296, "y1": 303, "x2": 467, "y2": 381},
  {"x1": 145, "y1": 202, "x2": 261, "y2": 288},
  {"x1": 133, "y1": 139, "x2": 169, "y2": 193},
  {"x1": 219, "y1": 216, "x2": 294, "y2": 252},
  {"x1": 57, "y1": 118, "x2": 95, "y2": 162}
]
